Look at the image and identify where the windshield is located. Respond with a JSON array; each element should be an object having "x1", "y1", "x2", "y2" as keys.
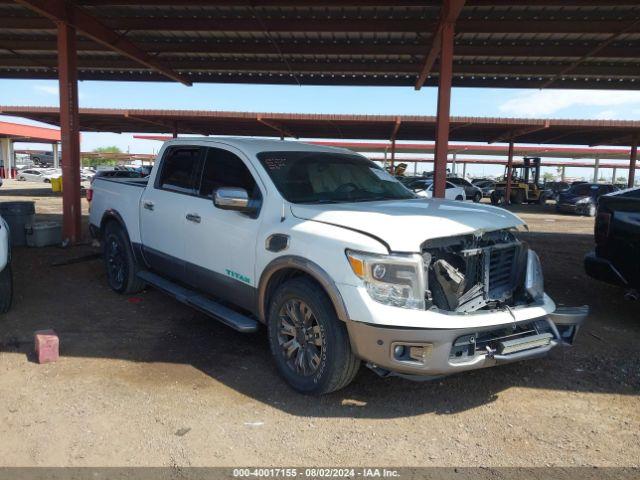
[
  {"x1": 257, "y1": 151, "x2": 416, "y2": 203},
  {"x1": 569, "y1": 184, "x2": 598, "y2": 196}
]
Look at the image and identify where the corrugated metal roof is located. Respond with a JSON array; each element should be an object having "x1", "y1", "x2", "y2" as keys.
[
  {"x1": 0, "y1": 1, "x2": 639, "y2": 88},
  {"x1": 0, "y1": 106, "x2": 638, "y2": 147}
]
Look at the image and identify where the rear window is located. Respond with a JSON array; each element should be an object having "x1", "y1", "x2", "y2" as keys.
[
  {"x1": 569, "y1": 184, "x2": 599, "y2": 196},
  {"x1": 157, "y1": 147, "x2": 202, "y2": 194}
]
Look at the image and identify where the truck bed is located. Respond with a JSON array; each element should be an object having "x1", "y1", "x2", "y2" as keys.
[{"x1": 89, "y1": 176, "x2": 148, "y2": 245}]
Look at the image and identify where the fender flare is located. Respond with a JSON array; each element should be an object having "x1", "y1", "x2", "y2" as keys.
[
  {"x1": 258, "y1": 255, "x2": 350, "y2": 323},
  {"x1": 99, "y1": 209, "x2": 126, "y2": 238}
]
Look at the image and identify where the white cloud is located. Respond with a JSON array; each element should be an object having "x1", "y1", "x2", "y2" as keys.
[
  {"x1": 34, "y1": 85, "x2": 58, "y2": 95},
  {"x1": 498, "y1": 90, "x2": 640, "y2": 117},
  {"x1": 594, "y1": 109, "x2": 617, "y2": 120}
]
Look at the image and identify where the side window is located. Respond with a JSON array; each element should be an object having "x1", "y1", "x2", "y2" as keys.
[
  {"x1": 445, "y1": 182, "x2": 454, "y2": 189},
  {"x1": 198, "y1": 147, "x2": 260, "y2": 199},
  {"x1": 157, "y1": 147, "x2": 202, "y2": 194}
]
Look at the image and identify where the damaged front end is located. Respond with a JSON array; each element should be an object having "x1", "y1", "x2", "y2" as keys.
[{"x1": 422, "y1": 229, "x2": 537, "y2": 314}]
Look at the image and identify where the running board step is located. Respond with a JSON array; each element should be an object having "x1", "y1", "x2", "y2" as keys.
[{"x1": 137, "y1": 270, "x2": 259, "y2": 333}]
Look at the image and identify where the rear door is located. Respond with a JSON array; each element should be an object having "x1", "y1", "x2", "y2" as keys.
[
  {"x1": 182, "y1": 145, "x2": 264, "y2": 306},
  {"x1": 140, "y1": 145, "x2": 204, "y2": 282}
]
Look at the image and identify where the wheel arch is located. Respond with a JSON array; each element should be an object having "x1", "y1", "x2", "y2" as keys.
[
  {"x1": 99, "y1": 209, "x2": 127, "y2": 239},
  {"x1": 258, "y1": 256, "x2": 350, "y2": 324}
]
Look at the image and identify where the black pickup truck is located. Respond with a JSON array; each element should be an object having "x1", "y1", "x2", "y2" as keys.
[{"x1": 584, "y1": 187, "x2": 640, "y2": 294}]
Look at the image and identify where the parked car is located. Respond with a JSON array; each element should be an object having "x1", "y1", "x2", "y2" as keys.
[
  {"x1": 447, "y1": 177, "x2": 483, "y2": 202},
  {"x1": 30, "y1": 151, "x2": 59, "y2": 167},
  {"x1": 89, "y1": 138, "x2": 587, "y2": 394},
  {"x1": 556, "y1": 183, "x2": 618, "y2": 216},
  {"x1": 472, "y1": 179, "x2": 496, "y2": 198},
  {"x1": 16, "y1": 168, "x2": 60, "y2": 183},
  {"x1": 406, "y1": 179, "x2": 466, "y2": 201},
  {"x1": 0, "y1": 214, "x2": 12, "y2": 313},
  {"x1": 543, "y1": 181, "x2": 570, "y2": 202},
  {"x1": 585, "y1": 187, "x2": 640, "y2": 295}
]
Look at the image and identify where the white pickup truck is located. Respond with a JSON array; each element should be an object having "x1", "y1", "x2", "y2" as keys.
[{"x1": 89, "y1": 138, "x2": 587, "y2": 394}]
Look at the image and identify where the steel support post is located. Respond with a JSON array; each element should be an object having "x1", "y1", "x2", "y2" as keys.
[
  {"x1": 57, "y1": 22, "x2": 82, "y2": 244},
  {"x1": 433, "y1": 22, "x2": 454, "y2": 198},
  {"x1": 504, "y1": 139, "x2": 514, "y2": 205}
]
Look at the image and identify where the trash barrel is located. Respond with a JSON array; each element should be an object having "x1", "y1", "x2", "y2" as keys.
[
  {"x1": 51, "y1": 177, "x2": 63, "y2": 192},
  {"x1": 0, "y1": 201, "x2": 36, "y2": 246}
]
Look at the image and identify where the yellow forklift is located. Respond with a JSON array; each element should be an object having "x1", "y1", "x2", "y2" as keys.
[{"x1": 490, "y1": 157, "x2": 548, "y2": 205}]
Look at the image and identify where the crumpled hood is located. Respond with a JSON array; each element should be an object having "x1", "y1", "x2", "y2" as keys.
[{"x1": 291, "y1": 198, "x2": 525, "y2": 252}]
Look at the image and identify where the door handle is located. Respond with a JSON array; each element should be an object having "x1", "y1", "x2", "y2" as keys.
[
  {"x1": 186, "y1": 213, "x2": 201, "y2": 223},
  {"x1": 143, "y1": 201, "x2": 154, "y2": 211}
]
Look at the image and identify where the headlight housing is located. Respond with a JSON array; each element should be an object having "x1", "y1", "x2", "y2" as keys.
[
  {"x1": 346, "y1": 250, "x2": 425, "y2": 310},
  {"x1": 575, "y1": 196, "x2": 591, "y2": 204},
  {"x1": 525, "y1": 250, "x2": 544, "y2": 301}
]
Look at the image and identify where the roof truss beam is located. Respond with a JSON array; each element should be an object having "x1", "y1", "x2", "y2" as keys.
[
  {"x1": 14, "y1": 0, "x2": 191, "y2": 86},
  {"x1": 541, "y1": 18, "x2": 640, "y2": 89},
  {"x1": 488, "y1": 121, "x2": 550, "y2": 144},
  {"x1": 257, "y1": 116, "x2": 297, "y2": 139},
  {"x1": 414, "y1": 0, "x2": 465, "y2": 90}
]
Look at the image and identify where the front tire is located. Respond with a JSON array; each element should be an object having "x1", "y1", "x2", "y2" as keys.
[
  {"x1": 267, "y1": 278, "x2": 360, "y2": 395},
  {"x1": 0, "y1": 265, "x2": 13, "y2": 314},
  {"x1": 455, "y1": 195, "x2": 464, "y2": 201},
  {"x1": 103, "y1": 222, "x2": 145, "y2": 294},
  {"x1": 473, "y1": 192, "x2": 482, "y2": 203}
]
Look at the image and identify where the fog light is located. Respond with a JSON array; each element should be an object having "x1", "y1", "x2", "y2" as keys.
[
  {"x1": 409, "y1": 346, "x2": 427, "y2": 362},
  {"x1": 393, "y1": 345, "x2": 405, "y2": 358}
]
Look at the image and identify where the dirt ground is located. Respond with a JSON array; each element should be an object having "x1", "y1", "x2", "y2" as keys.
[{"x1": 0, "y1": 181, "x2": 638, "y2": 468}]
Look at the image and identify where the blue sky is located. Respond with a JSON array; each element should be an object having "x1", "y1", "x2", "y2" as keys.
[{"x1": 2, "y1": 79, "x2": 640, "y2": 179}]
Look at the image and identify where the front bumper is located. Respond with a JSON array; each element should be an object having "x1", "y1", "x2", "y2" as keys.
[
  {"x1": 584, "y1": 251, "x2": 627, "y2": 286},
  {"x1": 346, "y1": 306, "x2": 588, "y2": 378},
  {"x1": 556, "y1": 202, "x2": 591, "y2": 215}
]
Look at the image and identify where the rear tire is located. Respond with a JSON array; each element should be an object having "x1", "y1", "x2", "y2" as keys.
[
  {"x1": 512, "y1": 190, "x2": 525, "y2": 205},
  {"x1": 103, "y1": 222, "x2": 145, "y2": 294},
  {"x1": 267, "y1": 277, "x2": 360, "y2": 395},
  {"x1": 0, "y1": 265, "x2": 13, "y2": 314},
  {"x1": 455, "y1": 195, "x2": 464, "y2": 201},
  {"x1": 473, "y1": 192, "x2": 482, "y2": 203}
]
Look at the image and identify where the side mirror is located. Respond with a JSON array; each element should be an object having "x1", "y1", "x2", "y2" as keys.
[{"x1": 214, "y1": 187, "x2": 255, "y2": 213}]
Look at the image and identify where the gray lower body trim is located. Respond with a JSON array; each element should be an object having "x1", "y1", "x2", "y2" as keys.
[
  {"x1": 346, "y1": 317, "x2": 561, "y2": 377},
  {"x1": 138, "y1": 244, "x2": 258, "y2": 317}
]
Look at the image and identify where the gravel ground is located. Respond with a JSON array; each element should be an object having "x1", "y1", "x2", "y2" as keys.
[{"x1": 0, "y1": 185, "x2": 638, "y2": 467}]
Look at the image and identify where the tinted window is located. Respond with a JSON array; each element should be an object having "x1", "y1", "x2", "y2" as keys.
[
  {"x1": 445, "y1": 182, "x2": 455, "y2": 189},
  {"x1": 569, "y1": 184, "x2": 599, "y2": 196},
  {"x1": 198, "y1": 147, "x2": 260, "y2": 199},
  {"x1": 158, "y1": 147, "x2": 202, "y2": 193}
]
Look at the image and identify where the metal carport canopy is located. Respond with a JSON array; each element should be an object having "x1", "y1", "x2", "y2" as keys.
[
  {"x1": 1, "y1": 1, "x2": 640, "y2": 90},
  {"x1": 2, "y1": 107, "x2": 640, "y2": 148}
]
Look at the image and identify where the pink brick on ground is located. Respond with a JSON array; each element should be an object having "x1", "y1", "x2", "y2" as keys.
[{"x1": 34, "y1": 329, "x2": 59, "y2": 364}]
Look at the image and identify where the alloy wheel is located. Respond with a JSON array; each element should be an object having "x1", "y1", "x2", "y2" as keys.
[
  {"x1": 106, "y1": 236, "x2": 126, "y2": 289},
  {"x1": 277, "y1": 299, "x2": 324, "y2": 376}
]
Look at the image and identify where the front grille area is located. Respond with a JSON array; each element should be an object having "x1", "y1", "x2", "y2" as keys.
[
  {"x1": 423, "y1": 230, "x2": 527, "y2": 313},
  {"x1": 450, "y1": 319, "x2": 554, "y2": 363},
  {"x1": 487, "y1": 244, "x2": 519, "y2": 301}
]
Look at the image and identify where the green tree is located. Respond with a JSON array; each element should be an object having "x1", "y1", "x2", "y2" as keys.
[
  {"x1": 542, "y1": 172, "x2": 555, "y2": 182},
  {"x1": 82, "y1": 146, "x2": 123, "y2": 167},
  {"x1": 92, "y1": 146, "x2": 122, "y2": 154}
]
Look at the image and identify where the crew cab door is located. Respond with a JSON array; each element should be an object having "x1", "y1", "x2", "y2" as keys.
[
  {"x1": 182, "y1": 146, "x2": 264, "y2": 307},
  {"x1": 140, "y1": 145, "x2": 204, "y2": 283}
]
